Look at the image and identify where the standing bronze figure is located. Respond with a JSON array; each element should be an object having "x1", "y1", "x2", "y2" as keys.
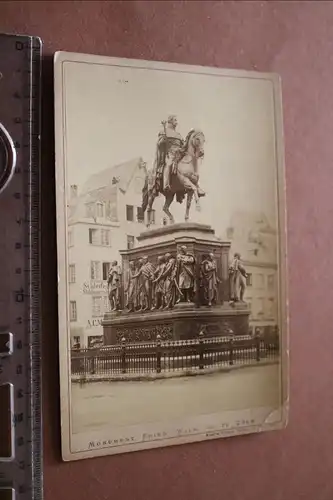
[
  {"x1": 107, "y1": 260, "x2": 122, "y2": 311},
  {"x1": 200, "y1": 252, "x2": 220, "y2": 307},
  {"x1": 125, "y1": 261, "x2": 137, "y2": 312},
  {"x1": 132, "y1": 256, "x2": 155, "y2": 311},
  {"x1": 229, "y1": 252, "x2": 248, "y2": 303},
  {"x1": 151, "y1": 255, "x2": 166, "y2": 310},
  {"x1": 159, "y1": 253, "x2": 177, "y2": 310},
  {"x1": 175, "y1": 245, "x2": 196, "y2": 303}
]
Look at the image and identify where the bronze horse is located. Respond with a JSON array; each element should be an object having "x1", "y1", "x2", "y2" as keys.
[{"x1": 142, "y1": 129, "x2": 206, "y2": 227}]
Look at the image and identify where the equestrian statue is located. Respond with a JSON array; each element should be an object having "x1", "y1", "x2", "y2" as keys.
[{"x1": 142, "y1": 115, "x2": 206, "y2": 227}]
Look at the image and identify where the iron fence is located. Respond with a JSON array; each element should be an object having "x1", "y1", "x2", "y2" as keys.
[{"x1": 71, "y1": 330, "x2": 280, "y2": 378}]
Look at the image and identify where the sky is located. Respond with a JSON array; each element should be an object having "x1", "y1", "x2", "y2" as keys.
[{"x1": 62, "y1": 58, "x2": 280, "y2": 234}]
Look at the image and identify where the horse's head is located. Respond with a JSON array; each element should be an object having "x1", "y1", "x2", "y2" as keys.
[{"x1": 185, "y1": 129, "x2": 205, "y2": 159}]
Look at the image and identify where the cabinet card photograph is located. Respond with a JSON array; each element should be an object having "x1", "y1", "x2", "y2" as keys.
[{"x1": 54, "y1": 52, "x2": 288, "y2": 461}]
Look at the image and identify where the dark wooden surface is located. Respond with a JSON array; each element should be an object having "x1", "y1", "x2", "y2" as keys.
[{"x1": 1, "y1": 1, "x2": 333, "y2": 499}]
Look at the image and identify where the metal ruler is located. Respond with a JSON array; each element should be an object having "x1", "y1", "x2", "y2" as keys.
[{"x1": 0, "y1": 34, "x2": 42, "y2": 500}]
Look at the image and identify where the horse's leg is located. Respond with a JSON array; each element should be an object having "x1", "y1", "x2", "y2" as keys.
[
  {"x1": 163, "y1": 193, "x2": 175, "y2": 224},
  {"x1": 179, "y1": 168, "x2": 201, "y2": 213},
  {"x1": 192, "y1": 187, "x2": 201, "y2": 212},
  {"x1": 185, "y1": 191, "x2": 193, "y2": 221},
  {"x1": 146, "y1": 189, "x2": 155, "y2": 228}
]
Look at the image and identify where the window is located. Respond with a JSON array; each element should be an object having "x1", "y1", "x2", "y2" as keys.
[
  {"x1": 69, "y1": 301, "x2": 77, "y2": 322},
  {"x1": 89, "y1": 228, "x2": 99, "y2": 245},
  {"x1": 137, "y1": 206, "x2": 144, "y2": 223},
  {"x1": 256, "y1": 273, "x2": 264, "y2": 289},
  {"x1": 103, "y1": 295, "x2": 110, "y2": 313},
  {"x1": 266, "y1": 298, "x2": 275, "y2": 319},
  {"x1": 126, "y1": 205, "x2": 134, "y2": 221},
  {"x1": 96, "y1": 202, "x2": 104, "y2": 218},
  {"x1": 101, "y1": 229, "x2": 110, "y2": 246},
  {"x1": 102, "y1": 262, "x2": 111, "y2": 281},
  {"x1": 246, "y1": 273, "x2": 252, "y2": 287},
  {"x1": 127, "y1": 235, "x2": 135, "y2": 249},
  {"x1": 255, "y1": 298, "x2": 265, "y2": 317},
  {"x1": 150, "y1": 209, "x2": 156, "y2": 224},
  {"x1": 69, "y1": 264, "x2": 76, "y2": 283},
  {"x1": 72, "y1": 336, "x2": 80, "y2": 348},
  {"x1": 92, "y1": 296, "x2": 102, "y2": 317},
  {"x1": 90, "y1": 261, "x2": 101, "y2": 280},
  {"x1": 267, "y1": 274, "x2": 275, "y2": 290},
  {"x1": 105, "y1": 200, "x2": 118, "y2": 221},
  {"x1": 86, "y1": 202, "x2": 94, "y2": 218},
  {"x1": 88, "y1": 336, "x2": 103, "y2": 348},
  {"x1": 68, "y1": 229, "x2": 74, "y2": 247}
]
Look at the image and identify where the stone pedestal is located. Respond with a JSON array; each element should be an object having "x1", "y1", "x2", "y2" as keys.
[
  {"x1": 103, "y1": 302, "x2": 250, "y2": 344},
  {"x1": 121, "y1": 222, "x2": 231, "y2": 305},
  {"x1": 102, "y1": 223, "x2": 250, "y2": 345}
]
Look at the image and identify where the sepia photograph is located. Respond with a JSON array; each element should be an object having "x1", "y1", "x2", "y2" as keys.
[{"x1": 54, "y1": 52, "x2": 288, "y2": 461}]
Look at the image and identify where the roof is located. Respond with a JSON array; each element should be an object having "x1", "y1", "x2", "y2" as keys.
[
  {"x1": 81, "y1": 157, "x2": 145, "y2": 195},
  {"x1": 68, "y1": 157, "x2": 146, "y2": 223}
]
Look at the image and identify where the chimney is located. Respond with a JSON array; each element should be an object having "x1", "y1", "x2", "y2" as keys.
[{"x1": 70, "y1": 185, "x2": 78, "y2": 199}]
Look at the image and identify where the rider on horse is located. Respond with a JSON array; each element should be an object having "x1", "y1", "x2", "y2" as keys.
[
  {"x1": 153, "y1": 114, "x2": 183, "y2": 193},
  {"x1": 142, "y1": 115, "x2": 206, "y2": 226}
]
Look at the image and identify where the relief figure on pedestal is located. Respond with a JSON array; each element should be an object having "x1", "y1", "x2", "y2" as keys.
[
  {"x1": 151, "y1": 255, "x2": 166, "y2": 310},
  {"x1": 159, "y1": 253, "x2": 177, "y2": 310},
  {"x1": 229, "y1": 252, "x2": 248, "y2": 303},
  {"x1": 175, "y1": 245, "x2": 196, "y2": 304},
  {"x1": 200, "y1": 252, "x2": 220, "y2": 307},
  {"x1": 107, "y1": 260, "x2": 122, "y2": 311},
  {"x1": 132, "y1": 258, "x2": 144, "y2": 311},
  {"x1": 125, "y1": 261, "x2": 137, "y2": 312},
  {"x1": 132, "y1": 256, "x2": 155, "y2": 311}
]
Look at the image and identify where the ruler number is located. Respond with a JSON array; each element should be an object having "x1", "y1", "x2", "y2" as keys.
[
  {"x1": 14, "y1": 412, "x2": 24, "y2": 425},
  {"x1": 14, "y1": 117, "x2": 22, "y2": 124},
  {"x1": 16, "y1": 364, "x2": 23, "y2": 375},
  {"x1": 17, "y1": 388, "x2": 24, "y2": 398},
  {"x1": 15, "y1": 41, "x2": 24, "y2": 51},
  {"x1": 17, "y1": 340, "x2": 23, "y2": 349},
  {"x1": 15, "y1": 290, "x2": 24, "y2": 302},
  {"x1": 17, "y1": 436, "x2": 24, "y2": 446},
  {"x1": 18, "y1": 485, "x2": 26, "y2": 494},
  {"x1": 18, "y1": 460, "x2": 26, "y2": 470},
  {"x1": 0, "y1": 363, "x2": 3, "y2": 375}
]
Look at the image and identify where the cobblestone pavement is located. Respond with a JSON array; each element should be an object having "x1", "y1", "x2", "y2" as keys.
[{"x1": 72, "y1": 363, "x2": 281, "y2": 434}]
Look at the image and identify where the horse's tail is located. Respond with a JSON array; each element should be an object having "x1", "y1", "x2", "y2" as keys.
[{"x1": 142, "y1": 174, "x2": 149, "y2": 213}]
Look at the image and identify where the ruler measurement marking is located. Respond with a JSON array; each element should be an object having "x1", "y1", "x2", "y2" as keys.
[{"x1": 0, "y1": 34, "x2": 42, "y2": 500}]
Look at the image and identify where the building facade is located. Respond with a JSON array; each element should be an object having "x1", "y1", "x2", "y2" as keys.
[
  {"x1": 225, "y1": 211, "x2": 278, "y2": 329},
  {"x1": 67, "y1": 158, "x2": 164, "y2": 349}
]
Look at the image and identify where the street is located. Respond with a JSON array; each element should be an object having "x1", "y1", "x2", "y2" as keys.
[{"x1": 71, "y1": 363, "x2": 281, "y2": 434}]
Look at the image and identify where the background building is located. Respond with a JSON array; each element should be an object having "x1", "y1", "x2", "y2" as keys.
[
  {"x1": 224, "y1": 211, "x2": 278, "y2": 329},
  {"x1": 67, "y1": 157, "x2": 164, "y2": 348}
]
